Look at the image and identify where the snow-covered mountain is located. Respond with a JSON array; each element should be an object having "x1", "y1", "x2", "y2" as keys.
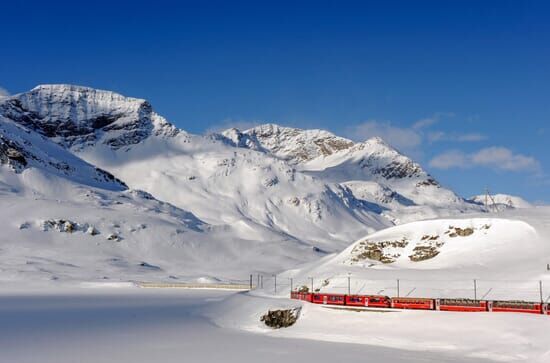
[
  {"x1": 233, "y1": 124, "x2": 478, "y2": 223},
  {"x1": 0, "y1": 84, "x2": 490, "y2": 283},
  {"x1": 0, "y1": 84, "x2": 178, "y2": 151},
  {"x1": 0, "y1": 116, "x2": 325, "y2": 283},
  {"x1": 470, "y1": 193, "x2": 533, "y2": 209}
]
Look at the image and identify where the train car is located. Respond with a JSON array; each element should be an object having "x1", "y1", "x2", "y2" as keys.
[
  {"x1": 344, "y1": 294, "x2": 366, "y2": 307},
  {"x1": 345, "y1": 295, "x2": 391, "y2": 308},
  {"x1": 312, "y1": 293, "x2": 346, "y2": 305},
  {"x1": 437, "y1": 299, "x2": 490, "y2": 312},
  {"x1": 391, "y1": 297, "x2": 435, "y2": 310},
  {"x1": 290, "y1": 291, "x2": 313, "y2": 302},
  {"x1": 491, "y1": 301, "x2": 546, "y2": 314}
]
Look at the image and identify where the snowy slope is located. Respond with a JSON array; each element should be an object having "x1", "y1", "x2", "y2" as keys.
[
  {"x1": 0, "y1": 115, "x2": 127, "y2": 192},
  {"x1": 206, "y1": 291, "x2": 550, "y2": 363},
  {"x1": 0, "y1": 161, "x2": 324, "y2": 283},
  {"x1": 0, "y1": 113, "x2": 326, "y2": 283}
]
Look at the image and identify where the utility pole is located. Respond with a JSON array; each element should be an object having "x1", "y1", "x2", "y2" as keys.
[
  {"x1": 474, "y1": 279, "x2": 477, "y2": 301},
  {"x1": 397, "y1": 279, "x2": 400, "y2": 297},
  {"x1": 249, "y1": 274, "x2": 252, "y2": 290},
  {"x1": 273, "y1": 274, "x2": 277, "y2": 293},
  {"x1": 484, "y1": 187, "x2": 499, "y2": 213},
  {"x1": 540, "y1": 280, "x2": 544, "y2": 303},
  {"x1": 289, "y1": 278, "x2": 293, "y2": 292},
  {"x1": 347, "y1": 273, "x2": 351, "y2": 295},
  {"x1": 309, "y1": 277, "x2": 314, "y2": 293}
]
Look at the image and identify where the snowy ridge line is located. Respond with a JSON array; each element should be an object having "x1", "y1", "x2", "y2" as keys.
[{"x1": 137, "y1": 282, "x2": 253, "y2": 290}]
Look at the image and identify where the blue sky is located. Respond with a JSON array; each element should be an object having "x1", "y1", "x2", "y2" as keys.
[{"x1": 1, "y1": 1, "x2": 549, "y2": 202}]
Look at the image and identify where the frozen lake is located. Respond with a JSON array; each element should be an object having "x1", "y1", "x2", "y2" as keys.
[{"x1": 0, "y1": 288, "x2": 508, "y2": 363}]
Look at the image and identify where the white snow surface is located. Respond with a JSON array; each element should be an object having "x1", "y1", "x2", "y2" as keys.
[
  {"x1": 208, "y1": 291, "x2": 550, "y2": 363},
  {"x1": 2, "y1": 288, "x2": 548, "y2": 363}
]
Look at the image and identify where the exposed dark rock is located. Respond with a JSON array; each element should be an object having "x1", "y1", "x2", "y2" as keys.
[
  {"x1": 107, "y1": 233, "x2": 122, "y2": 241},
  {"x1": 448, "y1": 227, "x2": 474, "y2": 237},
  {"x1": 260, "y1": 308, "x2": 300, "y2": 329},
  {"x1": 371, "y1": 160, "x2": 422, "y2": 179},
  {"x1": 0, "y1": 135, "x2": 29, "y2": 172},
  {"x1": 416, "y1": 177, "x2": 440, "y2": 187},
  {"x1": 349, "y1": 238, "x2": 409, "y2": 264},
  {"x1": 41, "y1": 219, "x2": 87, "y2": 233},
  {"x1": 409, "y1": 246, "x2": 441, "y2": 261},
  {"x1": 138, "y1": 262, "x2": 162, "y2": 270}
]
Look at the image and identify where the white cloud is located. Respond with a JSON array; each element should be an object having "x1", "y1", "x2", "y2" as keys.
[
  {"x1": 429, "y1": 150, "x2": 468, "y2": 169},
  {"x1": 471, "y1": 147, "x2": 540, "y2": 172},
  {"x1": 347, "y1": 114, "x2": 485, "y2": 153},
  {"x1": 0, "y1": 86, "x2": 10, "y2": 98},
  {"x1": 412, "y1": 112, "x2": 455, "y2": 130},
  {"x1": 429, "y1": 147, "x2": 540, "y2": 173},
  {"x1": 456, "y1": 133, "x2": 486, "y2": 142},
  {"x1": 413, "y1": 117, "x2": 438, "y2": 130},
  {"x1": 427, "y1": 131, "x2": 486, "y2": 143},
  {"x1": 345, "y1": 120, "x2": 422, "y2": 151}
]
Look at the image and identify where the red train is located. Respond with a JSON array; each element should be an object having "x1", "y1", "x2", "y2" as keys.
[{"x1": 290, "y1": 292, "x2": 549, "y2": 315}]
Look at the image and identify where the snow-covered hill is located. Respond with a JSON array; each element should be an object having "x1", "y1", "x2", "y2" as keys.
[
  {"x1": 285, "y1": 207, "x2": 550, "y2": 301},
  {"x1": 470, "y1": 193, "x2": 533, "y2": 209}
]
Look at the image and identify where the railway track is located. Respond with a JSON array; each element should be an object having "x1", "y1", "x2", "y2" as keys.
[{"x1": 137, "y1": 282, "x2": 253, "y2": 290}]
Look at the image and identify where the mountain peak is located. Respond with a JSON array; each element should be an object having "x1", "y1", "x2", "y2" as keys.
[
  {"x1": 240, "y1": 123, "x2": 354, "y2": 163},
  {"x1": 0, "y1": 84, "x2": 178, "y2": 151},
  {"x1": 28, "y1": 84, "x2": 148, "y2": 107},
  {"x1": 365, "y1": 136, "x2": 388, "y2": 145}
]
